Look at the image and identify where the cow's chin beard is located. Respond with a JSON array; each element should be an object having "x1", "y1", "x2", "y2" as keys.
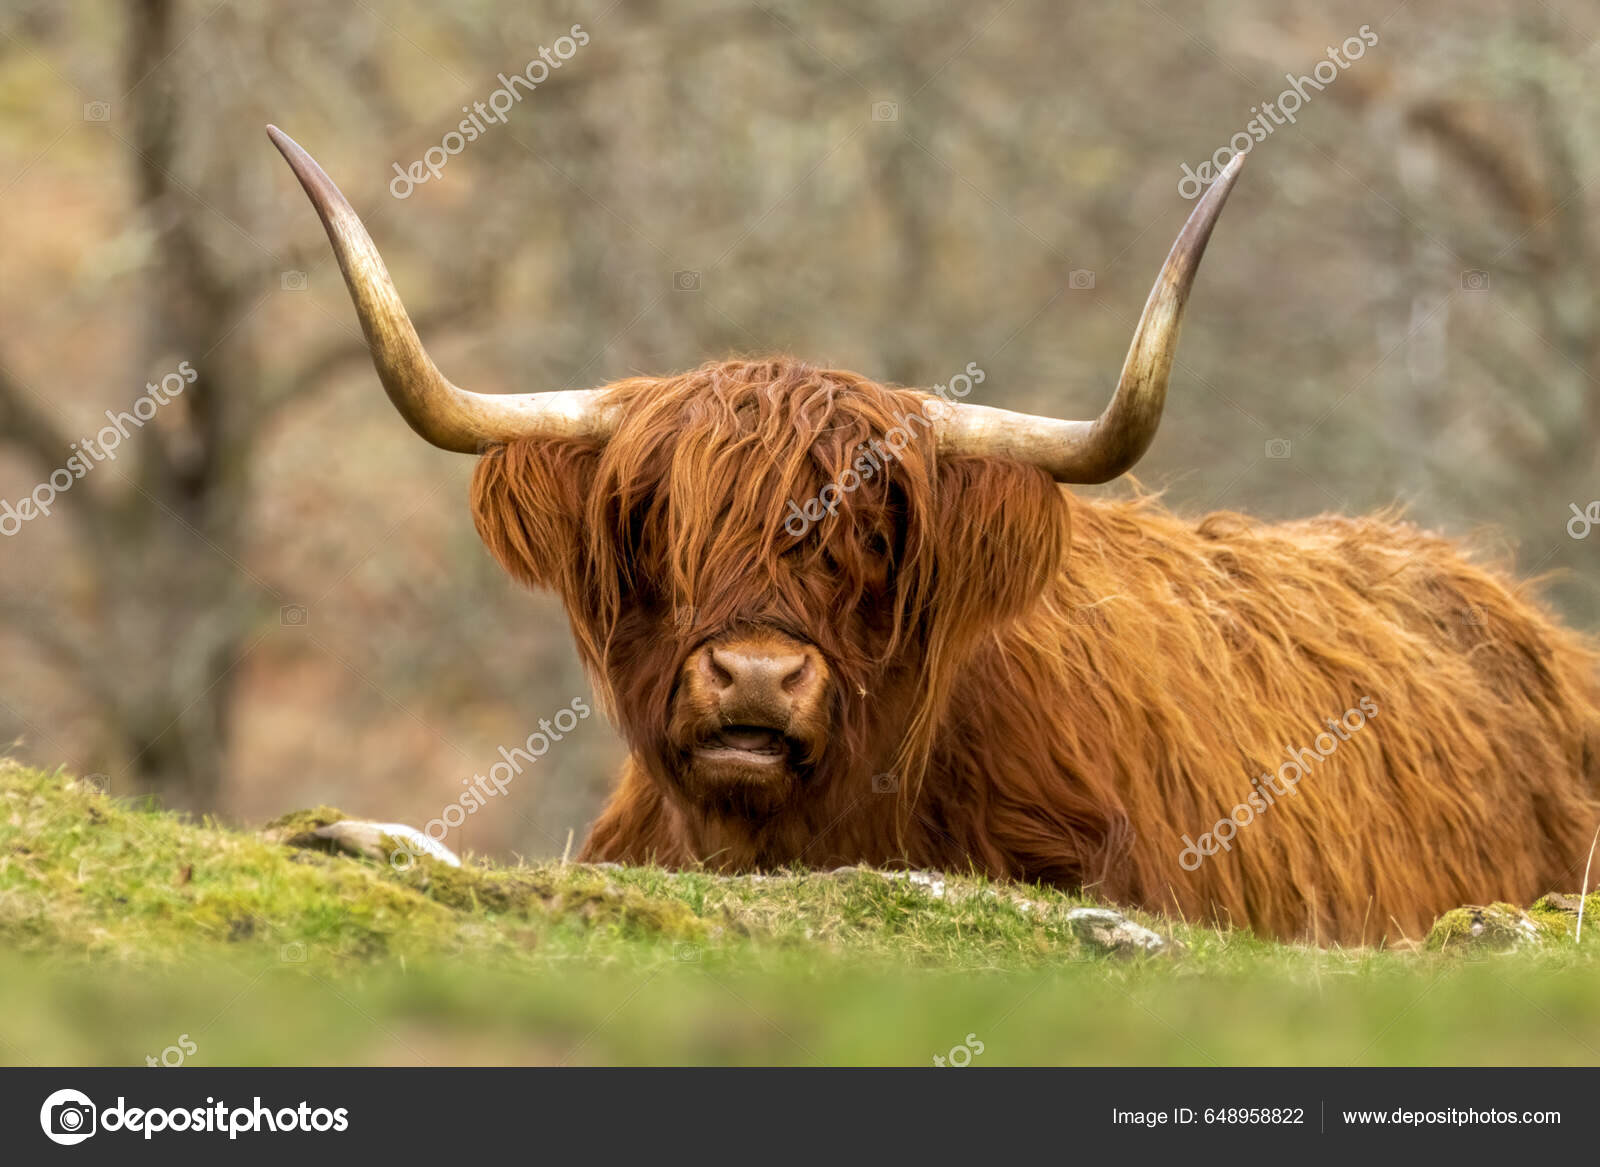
[{"x1": 664, "y1": 727, "x2": 812, "y2": 818}]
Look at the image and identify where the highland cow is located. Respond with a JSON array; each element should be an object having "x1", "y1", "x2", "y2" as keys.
[{"x1": 270, "y1": 126, "x2": 1600, "y2": 944}]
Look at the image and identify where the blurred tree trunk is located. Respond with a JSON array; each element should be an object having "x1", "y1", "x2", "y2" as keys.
[
  {"x1": 0, "y1": 0, "x2": 263, "y2": 808},
  {"x1": 102, "y1": 0, "x2": 258, "y2": 806}
]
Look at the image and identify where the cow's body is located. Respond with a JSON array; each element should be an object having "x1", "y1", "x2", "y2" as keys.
[{"x1": 576, "y1": 466, "x2": 1600, "y2": 944}]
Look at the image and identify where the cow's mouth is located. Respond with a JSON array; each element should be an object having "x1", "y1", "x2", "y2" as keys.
[{"x1": 693, "y1": 725, "x2": 792, "y2": 766}]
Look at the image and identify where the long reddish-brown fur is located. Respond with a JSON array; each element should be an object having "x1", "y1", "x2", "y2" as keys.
[{"x1": 470, "y1": 356, "x2": 1600, "y2": 944}]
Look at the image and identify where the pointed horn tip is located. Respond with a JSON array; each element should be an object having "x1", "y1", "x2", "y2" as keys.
[
  {"x1": 265, "y1": 127, "x2": 327, "y2": 184},
  {"x1": 265, "y1": 124, "x2": 303, "y2": 163},
  {"x1": 1206, "y1": 151, "x2": 1246, "y2": 200},
  {"x1": 265, "y1": 126, "x2": 348, "y2": 218}
]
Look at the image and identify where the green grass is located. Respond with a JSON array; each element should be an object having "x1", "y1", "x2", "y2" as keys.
[{"x1": 2, "y1": 760, "x2": 1598, "y2": 1065}]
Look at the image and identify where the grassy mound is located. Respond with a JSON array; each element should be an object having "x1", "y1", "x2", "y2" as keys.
[{"x1": 3, "y1": 761, "x2": 1599, "y2": 1065}]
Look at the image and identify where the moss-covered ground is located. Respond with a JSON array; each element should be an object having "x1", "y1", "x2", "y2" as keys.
[{"x1": 3, "y1": 761, "x2": 1597, "y2": 1065}]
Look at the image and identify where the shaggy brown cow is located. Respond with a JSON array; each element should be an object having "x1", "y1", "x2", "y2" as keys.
[{"x1": 270, "y1": 126, "x2": 1600, "y2": 945}]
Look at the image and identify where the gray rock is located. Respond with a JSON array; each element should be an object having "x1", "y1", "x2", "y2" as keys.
[{"x1": 1065, "y1": 907, "x2": 1169, "y2": 956}]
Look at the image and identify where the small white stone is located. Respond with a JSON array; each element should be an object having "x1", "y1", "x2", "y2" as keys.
[{"x1": 314, "y1": 820, "x2": 462, "y2": 867}]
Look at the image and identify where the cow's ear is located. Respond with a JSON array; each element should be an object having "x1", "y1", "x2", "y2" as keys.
[
  {"x1": 927, "y1": 457, "x2": 1067, "y2": 634},
  {"x1": 887, "y1": 457, "x2": 1068, "y2": 790},
  {"x1": 470, "y1": 439, "x2": 601, "y2": 593}
]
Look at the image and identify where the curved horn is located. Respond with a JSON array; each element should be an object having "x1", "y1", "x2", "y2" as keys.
[
  {"x1": 936, "y1": 152, "x2": 1244, "y2": 483},
  {"x1": 266, "y1": 125, "x2": 613, "y2": 453}
]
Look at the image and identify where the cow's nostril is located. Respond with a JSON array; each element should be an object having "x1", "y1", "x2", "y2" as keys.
[
  {"x1": 780, "y1": 655, "x2": 810, "y2": 693},
  {"x1": 706, "y1": 648, "x2": 736, "y2": 690}
]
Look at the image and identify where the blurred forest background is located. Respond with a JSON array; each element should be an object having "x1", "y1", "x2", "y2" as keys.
[{"x1": 3, "y1": 0, "x2": 1599, "y2": 862}]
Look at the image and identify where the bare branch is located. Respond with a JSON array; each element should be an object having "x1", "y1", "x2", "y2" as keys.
[{"x1": 0, "y1": 356, "x2": 82, "y2": 490}]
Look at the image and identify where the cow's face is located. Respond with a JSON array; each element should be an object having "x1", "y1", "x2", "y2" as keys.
[{"x1": 471, "y1": 359, "x2": 1068, "y2": 821}]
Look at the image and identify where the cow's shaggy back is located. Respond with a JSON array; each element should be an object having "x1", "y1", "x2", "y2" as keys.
[{"x1": 968, "y1": 498, "x2": 1600, "y2": 942}]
